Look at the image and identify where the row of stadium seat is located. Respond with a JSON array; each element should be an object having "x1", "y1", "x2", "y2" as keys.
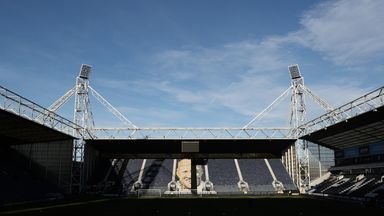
[
  {"x1": 308, "y1": 172, "x2": 384, "y2": 202},
  {"x1": 97, "y1": 158, "x2": 298, "y2": 195}
]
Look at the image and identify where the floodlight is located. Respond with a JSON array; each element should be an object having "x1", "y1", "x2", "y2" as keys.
[
  {"x1": 79, "y1": 64, "x2": 92, "y2": 79},
  {"x1": 288, "y1": 64, "x2": 301, "y2": 79}
]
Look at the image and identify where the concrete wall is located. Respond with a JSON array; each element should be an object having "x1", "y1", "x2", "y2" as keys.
[
  {"x1": 84, "y1": 142, "x2": 102, "y2": 184},
  {"x1": 11, "y1": 140, "x2": 73, "y2": 192}
]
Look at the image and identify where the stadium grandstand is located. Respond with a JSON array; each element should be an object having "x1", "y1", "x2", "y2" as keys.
[
  {"x1": 1, "y1": 64, "x2": 383, "y2": 215},
  {"x1": 304, "y1": 104, "x2": 384, "y2": 205}
]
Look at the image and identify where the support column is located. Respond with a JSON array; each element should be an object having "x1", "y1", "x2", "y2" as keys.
[
  {"x1": 318, "y1": 144, "x2": 322, "y2": 178},
  {"x1": 287, "y1": 148, "x2": 292, "y2": 178},
  {"x1": 285, "y1": 151, "x2": 289, "y2": 172},
  {"x1": 291, "y1": 145, "x2": 296, "y2": 186},
  {"x1": 191, "y1": 158, "x2": 197, "y2": 194},
  {"x1": 281, "y1": 155, "x2": 285, "y2": 167}
]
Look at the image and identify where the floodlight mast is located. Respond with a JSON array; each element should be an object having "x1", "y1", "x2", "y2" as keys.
[
  {"x1": 288, "y1": 64, "x2": 310, "y2": 193},
  {"x1": 74, "y1": 64, "x2": 95, "y2": 159},
  {"x1": 72, "y1": 64, "x2": 95, "y2": 193}
]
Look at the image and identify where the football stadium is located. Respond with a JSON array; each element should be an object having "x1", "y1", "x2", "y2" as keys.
[{"x1": 1, "y1": 64, "x2": 383, "y2": 215}]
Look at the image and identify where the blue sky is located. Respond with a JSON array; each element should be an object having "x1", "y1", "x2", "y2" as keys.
[{"x1": 1, "y1": 0, "x2": 383, "y2": 128}]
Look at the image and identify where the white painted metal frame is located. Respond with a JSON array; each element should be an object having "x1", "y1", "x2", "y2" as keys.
[
  {"x1": 87, "y1": 127, "x2": 294, "y2": 139},
  {"x1": 0, "y1": 85, "x2": 82, "y2": 137},
  {"x1": 301, "y1": 86, "x2": 384, "y2": 136},
  {"x1": 290, "y1": 73, "x2": 310, "y2": 193},
  {"x1": 234, "y1": 159, "x2": 249, "y2": 193},
  {"x1": 89, "y1": 86, "x2": 137, "y2": 129},
  {"x1": 243, "y1": 86, "x2": 292, "y2": 129}
]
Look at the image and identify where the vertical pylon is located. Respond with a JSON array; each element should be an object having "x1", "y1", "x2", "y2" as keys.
[
  {"x1": 288, "y1": 64, "x2": 310, "y2": 193},
  {"x1": 42, "y1": 64, "x2": 139, "y2": 193},
  {"x1": 73, "y1": 65, "x2": 95, "y2": 142},
  {"x1": 71, "y1": 64, "x2": 94, "y2": 193}
]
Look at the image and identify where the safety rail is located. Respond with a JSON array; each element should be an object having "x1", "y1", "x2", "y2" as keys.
[
  {"x1": 0, "y1": 85, "x2": 83, "y2": 138},
  {"x1": 300, "y1": 85, "x2": 384, "y2": 136},
  {"x1": 86, "y1": 127, "x2": 294, "y2": 139}
]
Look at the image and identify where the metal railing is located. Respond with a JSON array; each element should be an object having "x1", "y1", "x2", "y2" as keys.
[
  {"x1": 87, "y1": 127, "x2": 294, "y2": 139},
  {"x1": 0, "y1": 85, "x2": 82, "y2": 138},
  {"x1": 300, "y1": 85, "x2": 384, "y2": 136}
]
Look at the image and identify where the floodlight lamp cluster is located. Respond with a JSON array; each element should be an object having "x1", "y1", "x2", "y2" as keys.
[
  {"x1": 288, "y1": 64, "x2": 301, "y2": 80},
  {"x1": 79, "y1": 64, "x2": 92, "y2": 79}
]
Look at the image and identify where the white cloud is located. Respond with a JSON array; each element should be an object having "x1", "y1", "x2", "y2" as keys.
[
  {"x1": 95, "y1": 0, "x2": 383, "y2": 127},
  {"x1": 209, "y1": 75, "x2": 288, "y2": 116},
  {"x1": 293, "y1": 0, "x2": 384, "y2": 65},
  {"x1": 115, "y1": 106, "x2": 188, "y2": 127},
  {"x1": 152, "y1": 39, "x2": 293, "y2": 84},
  {"x1": 133, "y1": 39, "x2": 296, "y2": 120},
  {"x1": 265, "y1": 0, "x2": 384, "y2": 66}
]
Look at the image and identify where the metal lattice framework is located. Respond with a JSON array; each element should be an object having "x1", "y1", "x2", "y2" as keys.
[
  {"x1": 242, "y1": 64, "x2": 339, "y2": 192},
  {"x1": 242, "y1": 84, "x2": 337, "y2": 130},
  {"x1": 87, "y1": 127, "x2": 293, "y2": 140},
  {"x1": 0, "y1": 85, "x2": 83, "y2": 137},
  {"x1": 289, "y1": 65, "x2": 310, "y2": 193},
  {"x1": 89, "y1": 86, "x2": 137, "y2": 129},
  {"x1": 45, "y1": 65, "x2": 292, "y2": 141},
  {"x1": 301, "y1": 85, "x2": 384, "y2": 136},
  {"x1": 45, "y1": 64, "x2": 342, "y2": 193}
]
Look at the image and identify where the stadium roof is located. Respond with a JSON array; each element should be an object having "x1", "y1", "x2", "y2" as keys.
[
  {"x1": 0, "y1": 109, "x2": 74, "y2": 145},
  {"x1": 85, "y1": 139, "x2": 296, "y2": 159},
  {"x1": 300, "y1": 105, "x2": 384, "y2": 150}
]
